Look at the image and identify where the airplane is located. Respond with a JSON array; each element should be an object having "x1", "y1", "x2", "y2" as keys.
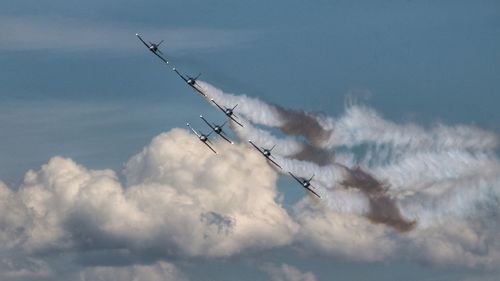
[
  {"x1": 186, "y1": 123, "x2": 217, "y2": 154},
  {"x1": 288, "y1": 172, "x2": 321, "y2": 198},
  {"x1": 210, "y1": 99, "x2": 243, "y2": 127},
  {"x1": 136, "y1": 33, "x2": 169, "y2": 64},
  {"x1": 173, "y1": 68, "x2": 207, "y2": 97},
  {"x1": 199, "y1": 115, "x2": 233, "y2": 144},
  {"x1": 248, "y1": 140, "x2": 282, "y2": 169}
]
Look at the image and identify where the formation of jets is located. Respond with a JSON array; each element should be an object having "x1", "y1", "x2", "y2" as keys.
[{"x1": 137, "y1": 34, "x2": 321, "y2": 199}]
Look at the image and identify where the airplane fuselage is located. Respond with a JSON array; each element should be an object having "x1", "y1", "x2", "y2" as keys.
[
  {"x1": 200, "y1": 135, "x2": 207, "y2": 142},
  {"x1": 214, "y1": 126, "x2": 222, "y2": 133},
  {"x1": 264, "y1": 150, "x2": 271, "y2": 157},
  {"x1": 187, "y1": 79, "x2": 195, "y2": 85}
]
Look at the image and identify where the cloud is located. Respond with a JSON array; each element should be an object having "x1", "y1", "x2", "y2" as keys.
[
  {"x1": 1, "y1": 79, "x2": 500, "y2": 278},
  {"x1": 0, "y1": 129, "x2": 297, "y2": 278},
  {"x1": 262, "y1": 263, "x2": 317, "y2": 281},
  {"x1": 78, "y1": 261, "x2": 189, "y2": 281},
  {"x1": 0, "y1": 255, "x2": 52, "y2": 280},
  {"x1": 0, "y1": 16, "x2": 255, "y2": 52},
  {"x1": 197, "y1": 80, "x2": 500, "y2": 267}
]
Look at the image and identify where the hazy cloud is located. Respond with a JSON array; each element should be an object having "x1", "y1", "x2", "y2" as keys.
[
  {"x1": 78, "y1": 261, "x2": 189, "y2": 281},
  {"x1": 262, "y1": 263, "x2": 317, "y2": 281},
  {"x1": 0, "y1": 16, "x2": 255, "y2": 52}
]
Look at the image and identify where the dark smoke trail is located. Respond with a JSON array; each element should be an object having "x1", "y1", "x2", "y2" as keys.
[
  {"x1": 340, "y1": 167, "x2": 417, "y2": 232},
  {"x1": 274, "y1": 106, "x2": 332, "y2": 147}
]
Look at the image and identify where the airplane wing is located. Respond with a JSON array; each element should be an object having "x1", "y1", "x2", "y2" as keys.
[
  {"x1": 152, "y1": 51, "x2": 169, "y2": 64},
  {"x1": 136, "y1": 34, "x2": 150, "y2": 48},
  {"x1": 186, "y1": 123, "x2": 200, "y2": 138},
  {"x1": 218, "y1": 132, "x2": 233, "y2": 144},
  {"x1": 217, "y1": 121, "x2": 233, "y2": 143},
  {"x1": 266, "y1": 157, "x2": 282, "y2": 169},
  {"x1": 211, "y1": 99, "x2": 227, "y2": 113},
  {"x1": 200, "y1": 116, "x2": 216, "y2": 131},
  {"x1": 248, "y1": 140, "x2": 263, "y2": 154},
  {"x1": 288, "y1": 172, "x2": 304, "y2": 185},
  {"x1": 203, "y1": 142, "x2": 217, "y2": 154},
  {"x1": 173, "y1": 68, "x2": 189, "y2": 83},
  {"x1": 189, "y1": 84, "x2": 207, "y2": 97},
  {"x1": 304, "y1": 186, "x2": 321, "y2": 198},
  {"x1": 228, "y1": 115, "x2": 244, "y2": 127}
]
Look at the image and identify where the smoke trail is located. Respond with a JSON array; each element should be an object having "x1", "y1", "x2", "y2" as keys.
[
  {"x1": 229, "y1": 119, "x2": 335, "y2": 166},
  {"x1": 197, "y1": 80, "x2": 499, "y2": 235},
  {"x1": 340, "y1": 167, "x2": 416, "y2": 232},
  {"x1": 198, "y1": 81, "x2": 498, "y2": 152},
  {"x1": 327, "y1": 105, "x2": 499, "y2": 151}
]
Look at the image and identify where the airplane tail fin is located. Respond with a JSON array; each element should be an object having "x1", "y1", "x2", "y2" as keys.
[{"x1": 309, "y1": 174, "x2": 315, "y2": 182}]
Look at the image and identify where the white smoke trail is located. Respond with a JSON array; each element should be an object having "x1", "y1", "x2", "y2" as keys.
[
  {"x1": 327, "y1": 105, "x2": 499, "y2": 151},
  {"x1": 197, "y1": 80, "x2": 500, "y2": 238},
  {"x1": 199, "y1": 81, "x2": 283, "y2": 127},
  {"x1": 198, "y1": 81, "x2": 498, "y2": 153}
]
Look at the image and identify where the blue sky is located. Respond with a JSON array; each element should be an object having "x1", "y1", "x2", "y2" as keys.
[{"x1": 1, "y1": 1, "x2": 499, "y2": 280}]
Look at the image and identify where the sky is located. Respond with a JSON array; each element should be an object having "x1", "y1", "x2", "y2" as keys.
[{"x1": 1, "y1": 0, "x2": 499, "y2": 280}]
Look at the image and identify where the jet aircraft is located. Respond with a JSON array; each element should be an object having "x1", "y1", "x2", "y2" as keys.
[
  {"x1": 210, "y1": 99, "x2": 243, "y2": 127},
  {"x1": 200, "y1": 115, "x2": 233, "y2": 144},
  {"x1": 186, "y1": 123, "x2": 217, "y2": 154},
  {"x1": 288, "y1": 172, "x2": 321, "y2": 198},
  {"x1": 136, "y1": 33, "x2": 169, "y2": 64},
  {"x1": 173, "y1": 68, "x2": 207, "y2": 97},
  {"x1": 248, "y1": 140, "x2": 282, "y2": 169}
]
